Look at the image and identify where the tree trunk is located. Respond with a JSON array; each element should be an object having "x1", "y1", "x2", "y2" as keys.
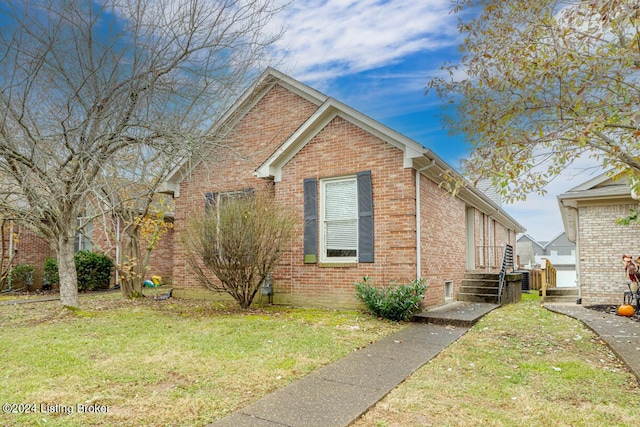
[{"x1": 57, "y1": 234, "x2": 78, "y2": 307}]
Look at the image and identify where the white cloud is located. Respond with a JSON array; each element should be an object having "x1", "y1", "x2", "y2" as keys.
[{"x1": 271, "y1": 0, "x2": 459, "y2": 83}]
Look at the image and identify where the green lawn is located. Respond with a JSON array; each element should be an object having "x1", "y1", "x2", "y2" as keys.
[
  {"x1": 4, "y1": 291, "x2": 639, "y2": 427},
  {"x1": 354, "y1": 294, "x2": 640, "y2": 427},
  {"x1": 0, "y1": 293, "x2": 402, "y2": 426}
]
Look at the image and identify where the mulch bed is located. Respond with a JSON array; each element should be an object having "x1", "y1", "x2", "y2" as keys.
[{"x1": 585, "y1": 304, "x2": 640, "y2": 322}]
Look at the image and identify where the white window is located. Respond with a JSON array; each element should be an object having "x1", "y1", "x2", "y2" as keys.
[
  {"x1": 321, "y1": 177, "x2": 358, "y2": 262},
  {"x1": 74, "y1": 217, "x2": 93, "y2": 252}
]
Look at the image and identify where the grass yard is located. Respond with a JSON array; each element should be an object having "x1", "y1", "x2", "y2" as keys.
[
  {"x1": 0, "y1": 291, "x2": 402, "y2": 426},
  {"x1": 354, "y1": 293, "x2": 640, "y2": 427}
]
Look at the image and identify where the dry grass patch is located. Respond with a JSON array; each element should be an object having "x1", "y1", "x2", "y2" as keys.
[
  {"x1": 0, "y1": 292, "x2": 402, "y2": 426},
  {"x1": 353, "y1": 294, "x2": 640, "y2": 427}
]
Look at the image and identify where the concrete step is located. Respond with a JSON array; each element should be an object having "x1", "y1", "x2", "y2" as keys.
[
  {"x1": 544, "y1": 295, "x2": 580, "y2": 304},
  {"x1": 413, "y1": 301, "x2": 498, "y2": 327},
  {"x1": 464, "y1": 272, "x2": 500, "y2": 280},
  {"x1": 457, "y1": 292, "x2": 500, "y2": 304},
  {"x1": 542, "y1": 287, "x2": 579, "y2": 304},
  {"x1": 460, "y1": 284, "x2": 499, "y2": 295},
  {"x1": 544, "y1": 288, "x2": 579, "y2": 296}
]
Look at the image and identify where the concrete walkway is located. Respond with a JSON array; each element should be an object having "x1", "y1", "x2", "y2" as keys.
[
  {"x1": 210, "y1": 302, "x2": 640, "y2": 427},
  {"x1": 545, "y1": 304, "x2": 640, "y2": 382},
  {"x1": 209, "y1": 302, "x2": 497, "y2": 427},
  {"x1": 4, "y1": 293, "x2": 638, "y2": 426}
]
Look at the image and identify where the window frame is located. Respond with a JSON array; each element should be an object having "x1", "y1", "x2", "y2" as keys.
[
  {"x1": 319, "y1": 175, "x2": 359, "y2": 263},
  {"x1": 74, "y1": 216, "x2": 93, "y2": 253}
]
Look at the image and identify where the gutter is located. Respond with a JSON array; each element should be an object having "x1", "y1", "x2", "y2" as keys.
[{"x1": 415, "y1": 157, "x2": 436, "y2": 280}]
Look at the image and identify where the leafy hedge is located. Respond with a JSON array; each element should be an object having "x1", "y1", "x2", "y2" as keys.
[
  {"x1": 44, "y1": 251, "x2": 113, "y2": 291},
  {"x1": 75, "y1": 251, "x2": 113, "y2": 291},
  {"x1": 354, "y1": 276, "x2": 428, "y2": 321}
]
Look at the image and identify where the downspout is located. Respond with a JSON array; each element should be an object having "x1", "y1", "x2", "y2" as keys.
[
  {"x1": 8, "y1": 221, "x2": 14, "y2": 259},
  {"x1": 8, "y1": 222, "x2": 14, "y2": 291},
  {"x1": 415, "y1": 158, "x2": 436, "y2": 280},
  {"x1": 115, "y1": 216, "x2": 120, "y2": 286}
]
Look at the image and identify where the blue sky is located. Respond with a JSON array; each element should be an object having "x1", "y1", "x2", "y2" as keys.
[{"x1": 266, "y1": 0, "x2": 602, "y2": 242}]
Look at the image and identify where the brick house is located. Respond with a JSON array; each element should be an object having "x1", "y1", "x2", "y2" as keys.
[
  {"x1": 161, "y1": 68, "x2": 525, "y2": 309},
  {"x1": 1, "y1": 218, "x2": 174, "y2": 291},
  {"x1": 558, "y1": 171, "x2": 640, "y2": 305}
]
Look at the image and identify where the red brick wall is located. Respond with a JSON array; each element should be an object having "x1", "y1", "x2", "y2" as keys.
[
  {"x1": 172, "y1": 84, "x2": 320, "y2": 295},
  {"x1": 146, "y1": 227, "x2": 174, "y2": 285},
  {"x1": 273, "y1": 115, "x2": 417, "y2": 308},
  {"x1": 171, "y1": 81, "x2": 519, "y2": 309},
  {"x1": 3, "y1": 216, "x2": 174, "y2": 291},
  {"x1": 11, "y1": 225, "x2": 51, "y2": 289},
  {"x1": 419, "y1": 174, "x2": 466, "y2": 306},
  {"x1": 90, "y1": 216, "x2": 175, "y2": 286}
]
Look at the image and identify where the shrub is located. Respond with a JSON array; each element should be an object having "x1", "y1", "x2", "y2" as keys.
[
  {"x1": 354, "y1": 276, "x2": 428, "y2": 321},
  {"x1": 42, "y1": 253, "x2": 113, "y2": 292},
  {"x1": 9, "y1": 264, "x2": 34, "y2": 291},
  {"x1": 43, "y1": 257, "x2": 59, "y2": 289},
  {"x1": 74, "y1": 251, "x2": 113, "y2": 291},
  {"x1": 182, "y1": 191, "x2": 294, "y2": 309}
]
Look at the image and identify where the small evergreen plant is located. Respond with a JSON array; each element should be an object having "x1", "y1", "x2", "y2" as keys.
[
  {"x1": 75, "y1": 251, "x2": 113, "y2": 291},
  {"x1": 354, "y1": 276, "x2": 428, "y2": 321}
]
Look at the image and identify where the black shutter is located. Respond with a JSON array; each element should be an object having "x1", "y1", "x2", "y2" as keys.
[
  {"x1": 303, "y1": 178, "x2": 318, "y2": 264},
  {"x1": 205, "y1": 192, "x2": 217, "y2": 211},
  {"x1": 357, "y1": 171, "x2": 374, "y2": 263}
]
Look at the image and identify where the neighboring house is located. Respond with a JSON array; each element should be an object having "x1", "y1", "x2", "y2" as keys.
[
  {"x1": 516, "y1": 232, "x2": 576, "y2": 287},
  {"x1": 558, "y1": 171, "x2": 640, "y2": 305},
  {"x1": 161, "y1": 68, "x2": 525, "y2": 309},
  {"x1": 1, "y1": 216, "x2": 174, "y2": 291},
  {"x1": 0, "y1": 222, "x2": 51, "y2": 289}
]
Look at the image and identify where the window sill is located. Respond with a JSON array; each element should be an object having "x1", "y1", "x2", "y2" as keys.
[{"x1": 318, "y1": 262, "x2": 358, "y2": 268}]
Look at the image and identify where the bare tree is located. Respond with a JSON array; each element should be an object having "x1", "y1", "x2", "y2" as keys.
[
  {"x1": 0, "y1": 219, "x2": 20, "y2": 291},
  {"x1": 0, "y1": 0, "x2": 283, "y2": 307},
  {"x1": 91, "y1": 148, "x2": 175, "y2": 299}
]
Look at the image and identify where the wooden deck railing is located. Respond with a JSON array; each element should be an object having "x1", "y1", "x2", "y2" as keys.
[{"x1": 528, "y1": 258, "x2": 557, "y2": 300}]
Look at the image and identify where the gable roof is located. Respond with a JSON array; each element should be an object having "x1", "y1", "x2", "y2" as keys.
[
  {"x1": 543, "y1": 231, "x2": 570, "y2": 248},
  {"x1": 159, "y1": 68, "x2": 328, "y2": 196},
  {"x1": 558, "y1": 170, "x2": 634, "y2": 241},
  {"x1": 161, "y1": 68, "x2": 525, "y2": 233},
  {"x1": 517, "y1": 233, "x2": 546, "y2": 249},
  {"x1": 254, "y1": 97, "x2": 425, "y2": 181}
]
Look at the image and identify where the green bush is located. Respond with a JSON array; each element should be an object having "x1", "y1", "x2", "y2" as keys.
[
  {"x1": 43, "y1": 257, "x2": 59, "y2": 289},
  {"x1": 44, "y1": 253, "x2": 113, "y2": 291},
  {"x1": 354, "y1": 276, "x2": 428, "y2": 321},
  {"x1": 75, "y1": 251, "x2": 113, "y2": 291},
  {"x1": 10, "y1": 264, "x2": 34, "y2": 291}
]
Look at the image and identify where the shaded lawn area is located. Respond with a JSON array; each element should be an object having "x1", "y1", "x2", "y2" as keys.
[
  {"x1": 354, "y1": 294, "x2": 640, "y2": 427},
  {"x1": 0, "y1": 292, "x2": 402, "y2": 427}
]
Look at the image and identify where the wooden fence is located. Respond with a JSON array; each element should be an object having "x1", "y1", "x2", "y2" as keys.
[{"x1": 528, "y1": 258, "x2": 557, "y2": 291}]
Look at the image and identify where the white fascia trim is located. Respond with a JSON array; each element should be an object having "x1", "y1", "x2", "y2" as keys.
[
  {"x1": 254, "y1": 98, "x2": 426, "y2": 181},
  {"x1": 164, "y1": 68, "x2": 327, "y2": 186},
  {"x1": 254, "y1": 102, "x2": 336, "y2": 181}
]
